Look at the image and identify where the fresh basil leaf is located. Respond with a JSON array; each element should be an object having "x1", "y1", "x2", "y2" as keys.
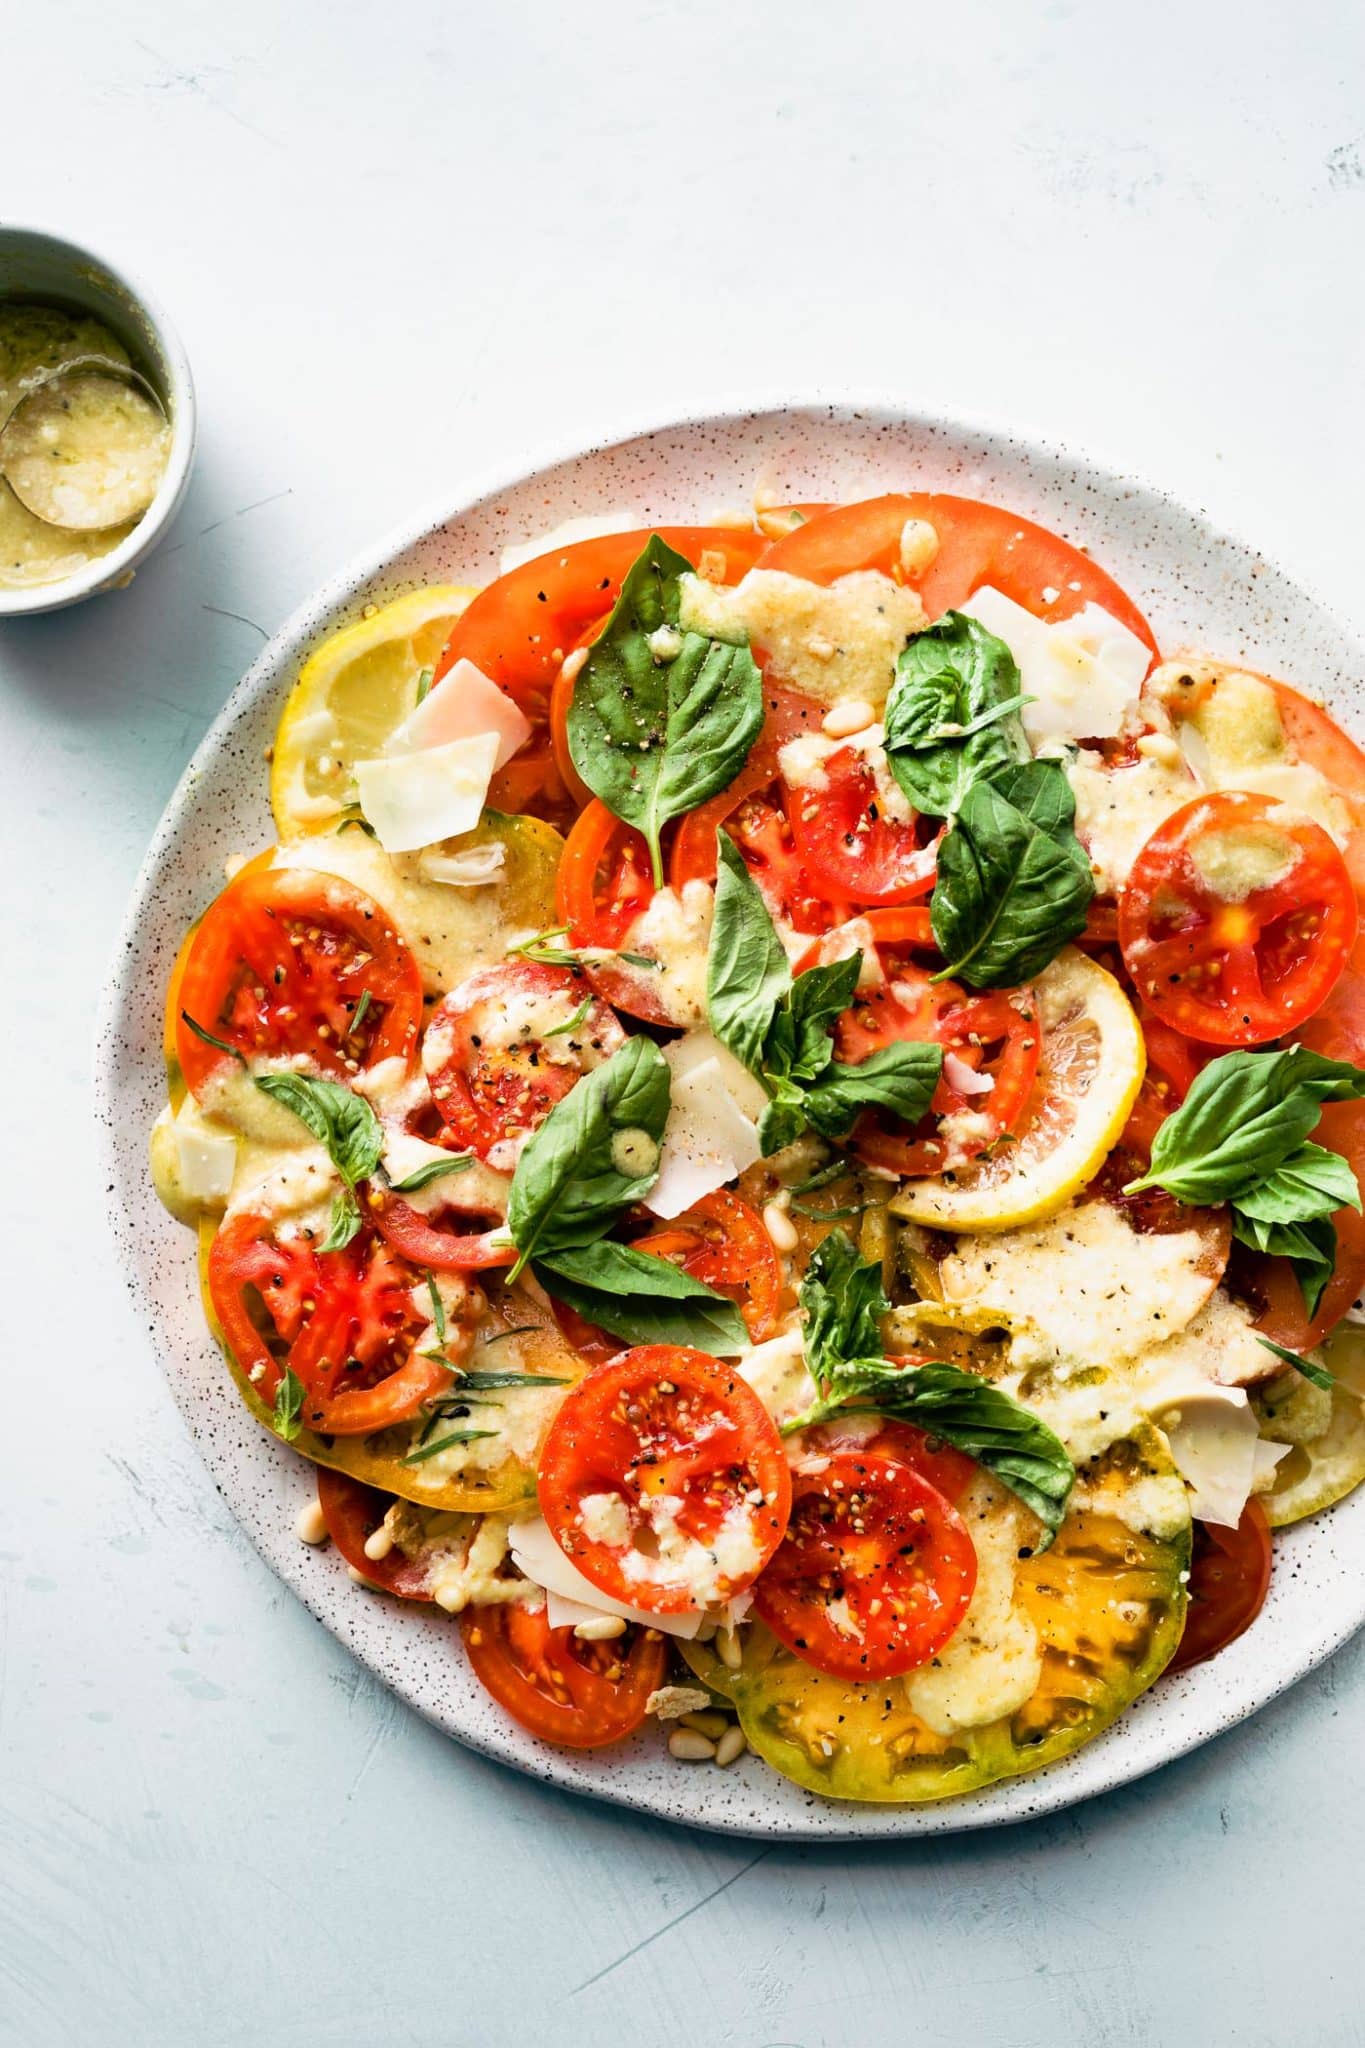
[
  {"x1": 254, "y1": 1073, "x2": 383, "y2": 1187},
  {"x1": 506, "y1": 1036, "x2": 670, "y2": 1278},
  {"x1": 769, "y1": 953, "x2": 864, "y2": 1085},
  {"x1": 1127, "y1": 1048, "x2": 1365, "y2": 1206},
  {"x1": 757, "y1": 1092, "x2": 809, "y2": 1157},
  {"x1": 1226, "y1": 1141, "x2": 1361, "y2": 1224},
  {"x1": 180, "y1": 1010, "x2": 246, "y2": 1065},
  {"x1": 707, "y1": 831, "x2": 794, "y2": 1072},
  {"x1": 1256, "y1": 1335, "x2": 1337, "y2": 1391},
  {"x1": 387, "y1": 1154, "x2": 475, "y2": 1194},
  {"x1": 319, "y1": 1187, "x2": 362, "y2": 1253},
  {"x1": 272, "y1": 1367, "x2": 305, "y2": 1442},
  {"x1": 803, "y1": 1042, "x2": 943, "y2": 1141},
  {"x1": 1231, "y1": 1208, "x2": 1337, "y2": 1317},
  {"x1": 799, "y1": 1230, "x2": 889, "y2": 1384},
  {"x1": 989, "y1": 758, "x2": 1087, "y2": 845},
  {"x1": 455, "y1": 1369, "x2": 572, "y2": 1392},
  {"x1": 401, "y1": 1429, "x2": 497, "y2": 1465},
  {"x1": 566, "y1": 536, "x2": 764, "y2": 885},
  {"x1": 533, "y1": 1240, "x2": 748, "y2": 1355},
  {"x1": 868, "y1": 1361, "x2": 1075, "y2": 1539},
  {"x1": 884, "y1": 613, "x2": 1031, "y2": 817},
  {"x1": 930, "y1": 770, "x2": 1093, "y2": 990}
]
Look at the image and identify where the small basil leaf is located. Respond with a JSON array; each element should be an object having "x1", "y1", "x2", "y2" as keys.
[
  {"x1": 1256, "y1": 1335, "x2": 1337, "y2": 1391},
  {"x1": 566, "y1": 537, "x2": 764, "y2": 884},
  {"x1": 884, "y1": 613, "x2": 1031, "y2": 817},
  {"x1": 1228, "y1": 1141, "x2": 1362, "y2": 1224},
  {"x1": 533, "y1": 1240, "x2": 748, "y2": 1355},
  {"x1": 272, "y1": 1367, "x2": 305, "y2": 1443},
  {"x1": 930, "y1": 771, "x2": 1093, "y2": 990},
  {"x1": 799, "y1": 1230, "x2": 890, "y2": 1383},
  {"x1": 708, "y1": 831, "x2": 793, "y2": 1072},
  {"x1": 780, "y1": 954, "x2": 864, "y2": 1084},
  {"x1": 758, "y1": 1092, "x2": 809, "y2": 1158},
  {"x1": 506, "y1": 1036, "x2": 670, "y2": 1277},
  {"x1": 1231, "y1": 1208, "x2": 1337, "y2": 1317},
  {"x1": 387, "y1": 1154, "x2": 475, "y2": 1194},
  {"x1": 319, "y1": 1186, "x2": 362, "y2": 1253},
  {"x1": 254, "y1": 1073, "x2": 384, "y2": 1186},
  {"x1": 803, "y1": 1043, "x2": 944, "y2": 1141}
]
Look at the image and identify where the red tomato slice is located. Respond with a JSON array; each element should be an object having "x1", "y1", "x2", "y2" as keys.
[
  {"x1": 555, "y1": 800, "x2": 673, "y2": 1024},
  {"x1": 368, "y1": 1194, "x2": 517, "y2": 1274},
  {"x1": 208, "y1": 1213, "x2": 461, "y2": 1435},
  {"x1": 315, "y1": 1469, "x2": 438, "y2": 1600},
  {"x1": 537, "y1": 1346, "x2": 791, "y2": 1614},
  {"x1": 1167, "y1": 1498, "x2": 1271, "y2": 1675},
  {"x1": 434, "y1": 525, "x2": 768, "y2": 717},
  {"x1": 808, "y1": 910, "x2": 1040, "y2": 1175},
  {"x1": 784, "y1": 742, "x2": 941, "y2": 907},
  {"x1": 460, "y1": 1600, "x2": 666, "y2": 1749},
  {"x1": 1245, "y1": 963, "x2": 1365, "y2": 1348},
  {"x1": 811, "y1": 1413, "x2": 978, "y2": 1506},
  {"x1": 752, "y1": 1449, "x2": 977, "y2": 1680},
  {"x1": 1119, "y1": 792, "x2": 1355, "y2": 1046},
  {"x1": 176, "y1": 864, "x2": 422, "y2": 1096},
  {"x1": 423, "y1": 959, "x2": 625, "y2": 1164},
  {"x1": 1121, "y1": 1006, "x2": 1213, "y2": 1154},
  {"x1": 758, "y1": 491, "x2": 1158, "y2": 652}
]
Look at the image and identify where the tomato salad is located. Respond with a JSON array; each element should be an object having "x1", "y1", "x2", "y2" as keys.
[{"x1": 152, "y1": 492, "x2": 1365, "y2": 1804}]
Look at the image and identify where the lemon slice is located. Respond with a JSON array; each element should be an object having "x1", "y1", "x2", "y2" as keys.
[
  {"x1": 1258, "y1": 1323, "x2": 1365, "y2": 1527},
  {"x1": 271, "y1": 585, "x2": 476, "y2": 839},
  {"x1": 891, "y1": 949, "x2": 1145, "y2": 1232}
]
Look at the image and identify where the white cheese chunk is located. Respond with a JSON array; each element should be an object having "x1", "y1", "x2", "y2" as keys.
[
  {"x1": 390, "y1": 657, "x2": 532, "y2": 769},
  {"x1": 172, "y1": 1098, "x2": 238, "y2": 1202},
  {"x1": 959, "y1": 585, "x2": 1150, "y2": 745},
  {"x1": 507, "y1": 1516, "x2": 708, "y2": 1639},
  {"x1": 418, "y1": 841, "x2": 507, "y2": 887},
  {"x1": 645, "y1": 1035, "x2": 765, "y2": 1219},
  {"x1": 354, "y1": 731, "x2": 499, "y2": 854}
]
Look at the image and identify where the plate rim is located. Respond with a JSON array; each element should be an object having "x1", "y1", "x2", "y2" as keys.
[{"x1": 94, "y1": 395, "x2": 1365, "y2": 1841}]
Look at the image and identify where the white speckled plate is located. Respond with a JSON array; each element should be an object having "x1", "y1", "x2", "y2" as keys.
[{"x1": 96, "y1": 404, "x2": 1365, "y2": 1839}]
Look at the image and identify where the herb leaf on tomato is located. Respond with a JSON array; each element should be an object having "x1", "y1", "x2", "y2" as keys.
[
  {"x1": 254, "y1": 1073, "x2": 384, "y2": 1249},
  {"x1": 786, "y1": 1230, "x2": 1075, "y2": 1539},
  {"x1": 387, "y1": 1153, "x2": 475, "y2": 1194},
  {"x1": 929, "y1": 764, "x2": 1094, "y2": 990},
  {"x1": 533, "y1": 1240, "x2": 748, "y2": 1355},
  {"x1": 884, "y1": 612, "x2": 1031, "y2": 817},
  {"x1": 566, "y1": 535, "x2": 764, "y2": 886},
  {"x1": 708, "y1": 833, "x2": 943, "y2": 1155},
  {"x1": 272, "y1": 1366, "x2": 305, "y2": 1442},
  {"x1": 1124, "y1": 1046, "x2": 1365, "y2": 1312},
  {"x1": 505, "y1": 1035, "x2": 670, "y2": 1278},
  {"x1": 1256, "y1": 1335, "x2": 1337, "y2": 1391}
]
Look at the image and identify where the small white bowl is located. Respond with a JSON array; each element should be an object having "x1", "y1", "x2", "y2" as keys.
[{"x1": 0, "y1": 225, "x2": 196, "y2": 617}]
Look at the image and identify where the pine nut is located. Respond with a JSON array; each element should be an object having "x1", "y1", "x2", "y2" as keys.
[
  {"x1": 573, "y1": 1615, "x2": 627, "y2": 1641},
  {"x1": 1136, "y1": 731, "x2": 1182, "y2": 766},
  {"x1": 680, "y1": 1710, "x2": 730, "y2": 1739},
  {"x1": 363, "y1": 1525, "x2": 395, "y2": 1562},
  {"x1": 347, "y1": 1566, "x2": 380, "y2": 1589},
  {"x1": 668, "y1": 1730, "x2": 717, "y2": 1761},
  {"x1": 294, "y1": 1500, "x2": 328, "y2": 1546},
  {"x1": 821, "y1": 697, "x2": 876, "y2": 740},
  {"x1": 714, "y1": 1725, "x2": 748, "y2": 1767},
  {"x1": 763, "y1": 1202, "x2": 799, "y2": 1253},
  {"x1": 899, "y1": 518, "x2": 939, "y2": 576},
  {"x1": 693, "y1": 1618, "x2": 718, "y2": 1642},
  {"x1": 716, "y1": 1628, "x2": 744, "y2": 1670}
]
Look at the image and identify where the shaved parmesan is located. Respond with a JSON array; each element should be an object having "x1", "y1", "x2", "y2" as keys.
[
  {"x1": 507, "y1": 1517, "x2": 708, "y2": 1639},
  {"x1": 1151, "y1": 1385, "x2": 1270, "y2": 1528},
  {"x1": 959, "y1": 585, "x2": 1150, "y2": 745},
  {"x1": 172, "y1": 1098, "x2": 237, "y2": 1202},
  {"x1": 390, "y1": 657, "x2": 532, "y2": 770},
  {"x1": 644, "y1": 1035, "x2": 765, "y2": 1219},
  {"x1": 418, "y1": 841, "x2": 506, "y2": 888},
  {"x1": 354, "y1": 732, "x2": 498, "y2": 854},
  {"x1": 943, "y1": 1051, "x2": 995, "y2": 1096}
]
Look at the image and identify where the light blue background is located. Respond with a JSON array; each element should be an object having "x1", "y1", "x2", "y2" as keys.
[{"x1": 5, "y1": 3, "x2": 1365, "y2": 2042}]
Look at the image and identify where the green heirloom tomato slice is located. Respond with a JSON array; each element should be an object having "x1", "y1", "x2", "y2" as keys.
[{"x1": 682, "y1": 1429, "x2": 1189, "y2": 1804}]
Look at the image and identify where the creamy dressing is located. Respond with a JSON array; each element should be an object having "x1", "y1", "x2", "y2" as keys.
[{"x1": 679, "y1": 567, "x2": 927, "y2": 707}]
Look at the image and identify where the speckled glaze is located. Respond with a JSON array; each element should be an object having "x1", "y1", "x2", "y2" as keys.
[{"x1": 95, "y1": 404, "x2": 1365, "y2": 1841}]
